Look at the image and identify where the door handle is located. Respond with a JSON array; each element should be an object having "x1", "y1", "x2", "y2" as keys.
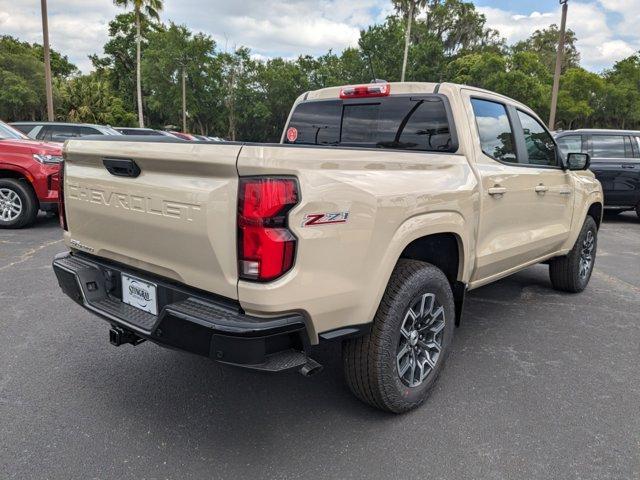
[
  {"x1": 103, "y1": 158, "x2": 141, "y2": 178},
  {"x1": 488, "y1": 186, "x2": 507, "y2": 196},
  {"x1": 534, "y1": 184, "x2": 549, "y2": 194},
  {"x1": 621, "y1": 164, "x2": 635, "y2": 169}
]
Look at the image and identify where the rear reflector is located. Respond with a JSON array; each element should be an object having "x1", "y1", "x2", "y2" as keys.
[
  {"x1": 237, "y1": 177, "x2": 299, "y2": 281},
  {"x1": 58, "y1": 161, "x2": 67, "y2": 231},
  {"x1": 339, "y1": 83, "x2": 391, "y2": 99}
]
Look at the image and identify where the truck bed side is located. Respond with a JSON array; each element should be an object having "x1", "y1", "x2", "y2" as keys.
[{"x1": 236, "y1": 144, "x2": 477, "y2": 338}]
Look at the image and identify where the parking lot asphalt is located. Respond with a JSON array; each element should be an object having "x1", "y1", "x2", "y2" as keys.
[{"x1": 1, "y1": 213, "x2": 639, "y2": 480}]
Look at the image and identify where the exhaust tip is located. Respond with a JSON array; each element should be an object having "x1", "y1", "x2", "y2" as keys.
[{"x1": 299, "y1": 358, "x2": 323, "y2": 377}]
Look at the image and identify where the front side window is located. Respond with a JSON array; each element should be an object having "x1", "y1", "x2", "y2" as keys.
[
  {"x1": 557, "y1": 135, "x2": 583, "y2": 156},
  {"x1": 471, "y1": 99, "x2": 517, "y2": 163},
  {"x1": 591, "y1": 135, "x2": 627, "y2": 159},
  {"x1": 517, "y1": 110, "x2": 558, "y2": 167},
  {"x1": 285, "y1": 95, "x2": 454, "y2": 152}
]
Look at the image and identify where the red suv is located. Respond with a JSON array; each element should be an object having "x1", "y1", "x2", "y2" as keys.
[{"x1": 0, "y1": 121, "x2": 62, "y2": 228}]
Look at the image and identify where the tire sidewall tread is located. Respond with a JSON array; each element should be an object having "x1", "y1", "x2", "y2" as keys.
[{"x1": 549, "y1": 216, "x2": 598, "y2": 293}]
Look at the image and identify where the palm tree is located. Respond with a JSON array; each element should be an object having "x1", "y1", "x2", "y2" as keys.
[
  {"x1": 113, "y1": 0, "x2": 163, "y2": 127},
  {"x1": 393, "y1": 0, "x2": 428, "y2": 82}
]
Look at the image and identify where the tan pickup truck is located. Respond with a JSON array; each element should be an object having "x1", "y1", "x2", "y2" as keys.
[{"x1": 53, "y1": 82, "x2": 603, "y2": 412}]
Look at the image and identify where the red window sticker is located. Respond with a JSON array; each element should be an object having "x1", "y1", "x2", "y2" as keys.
[{"x1": 286, "y1": 127, "x2": 298, "y2": 142}]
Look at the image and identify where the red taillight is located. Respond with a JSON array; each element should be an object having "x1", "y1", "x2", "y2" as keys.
[
  {"x1": 339, "y1": 83, "x2": 390, "y2": 99},
  {"x1": 58, "y1": 161, "x2": 67, "y2": 231},
  {"x1": 238, "y1": 177, "x2": 298, "y2": 281}
]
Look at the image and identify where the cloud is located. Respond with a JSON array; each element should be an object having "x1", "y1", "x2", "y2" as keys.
[
  {"x1": 598, "y1": 0, "x2": 640, "y2": 37},
  {"x1": 0, "y1": 0, "x2": 118, "y2": 72},
  {"x1": 0, "y1": 0, "x2": 390, "y2": 72},
  {"x1": 479, "y1": 2, "x2": 640, "y2": 72},
  {"x1": 162, "y1": 0, "x2": 387, "y2": 56}
]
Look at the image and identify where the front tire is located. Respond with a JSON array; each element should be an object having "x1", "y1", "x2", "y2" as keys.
[
  {"x1": 0, "y1": 179, "x2": 38, "y2": 229},
  {"x1": 549, "y1": 216, "x2": 598, "y2": 293},
  {"x1": 342, "y1": 259, "x2": 455, "y2": 413}
]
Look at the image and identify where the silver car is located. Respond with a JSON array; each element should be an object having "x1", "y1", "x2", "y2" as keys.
[{"x1": 10, "y1": 122, "x2": 122, "y2": 143}]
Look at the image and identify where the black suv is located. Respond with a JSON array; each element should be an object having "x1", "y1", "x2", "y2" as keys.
[{"x1": 555, "y1": 129, "x2": 640, "y2": 218}]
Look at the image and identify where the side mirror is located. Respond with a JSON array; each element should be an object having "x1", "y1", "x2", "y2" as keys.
[{"x1": 566, "y1": 152, "x2": 590, "y2": 171}]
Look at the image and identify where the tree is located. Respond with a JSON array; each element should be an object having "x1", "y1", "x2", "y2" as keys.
[
  {"x1": 142, "y1": 23, "x2": 218, "y2": 133},
  {"x1": 113, "y1": 0, "x2": 163, "y2": 128},
  {"x1": 393, "y1": 0, "x2": 428, "y2": 81},
  {"x1": 91, "y1": 13, "x2": 150, "y2": 113},
  {"x1": 426, "y1": 0, "x2": 504, "y2": 54},
  {"x1": 446, "y1": 50, "x2": 550, "y2": 117},
  {"x1": 0, "y1": 35, "x2": 77, "y2": 121},
  {"x1": 599, "y1": 55, "x2": 640, "y2": 129},
  {"x1": 556, "y1": 68, "x2": 604, "y2": 129},
  {"x1": 512, "y1": 25, "x2": 580, "y2": 75},
  {"x1": 57, "y1": 73, "x2": 136, "y2": 126}
]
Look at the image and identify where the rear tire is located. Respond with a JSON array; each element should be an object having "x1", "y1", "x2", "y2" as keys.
[
  {"x1": 549, "y1": 216, "x2": 598, "y2": 293},
  {"x1": 0, "y1": 179, "x2": 38, "y2": 229},
  {"x1": 342, "y1": 259, "x2": 455, "y2": 413}
]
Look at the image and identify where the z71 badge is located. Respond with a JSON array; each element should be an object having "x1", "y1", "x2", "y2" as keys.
[{"x1": 302, "y1": 212, "x2": 349, "y2": 227}]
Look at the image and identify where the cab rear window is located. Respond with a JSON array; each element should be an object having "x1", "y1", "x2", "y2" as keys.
[{"x1": 285, "y1": 95, "x2": 456, "y2": 152}]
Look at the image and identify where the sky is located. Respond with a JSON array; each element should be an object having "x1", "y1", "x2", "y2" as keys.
[{"x1": 1, "y1": 0, "x2": 639, "y2": 74}]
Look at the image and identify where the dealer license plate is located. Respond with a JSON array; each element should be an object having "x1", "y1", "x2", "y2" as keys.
[{"x1": 121, "y1": 274, "x2": 158, "y2": 315}]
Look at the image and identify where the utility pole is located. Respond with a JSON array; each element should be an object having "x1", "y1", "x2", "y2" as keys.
[
  {"x1": 549, "y1": 0, "x2": 568, "y2": 130},
  {"x1": 40, "y1": 0, "x2": 54, "y2": 121},
  {"x1": 182, "y1": 65, "x2": 187, "y2": 133}
]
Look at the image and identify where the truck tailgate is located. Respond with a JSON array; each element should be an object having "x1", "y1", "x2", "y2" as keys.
[{"x1": 63, "y1": 140, "x2": 240, "y2": 300}]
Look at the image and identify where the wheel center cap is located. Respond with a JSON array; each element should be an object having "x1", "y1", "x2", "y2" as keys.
[{"x1": 409, "y1": 330, "x2": 419, "y2": 347}]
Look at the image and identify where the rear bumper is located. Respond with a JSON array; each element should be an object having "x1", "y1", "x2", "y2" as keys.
[{"x1": 52, "y1": 252, "x2": 310, "y2": 371}]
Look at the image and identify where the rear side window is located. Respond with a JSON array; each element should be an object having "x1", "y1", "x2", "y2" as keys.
[
  {"x1": 471, "y1": 99, "x2": 518, "y2": 163},
  {"x1": 285, "y1": 95, "x2": 455, "y2": 152},
  {"x1": 38, "y1": 125, "x2": 80, "y2": 142},
  {"x1": 591, "y1": 135, "x2": 627, "y2": 159},
  {"x1": 79, "y1": 127, "x2": 101, "y2": 136}
]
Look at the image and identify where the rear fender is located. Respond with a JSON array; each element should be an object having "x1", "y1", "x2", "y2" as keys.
[{"x1": 364, "y1": 211, "x2": 470, "y2": 325}]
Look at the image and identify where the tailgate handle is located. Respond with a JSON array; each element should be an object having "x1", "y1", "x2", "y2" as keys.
[{"x1": 103, "y1": 158, "x2": 141, "y2": 178}]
